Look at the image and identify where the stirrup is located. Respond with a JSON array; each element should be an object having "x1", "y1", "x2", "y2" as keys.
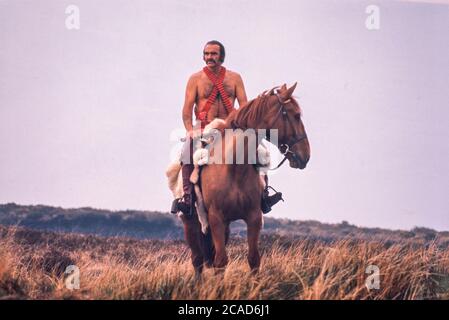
[{"x1": 261, "y1": 186, "x2": 284, "y2": 214}]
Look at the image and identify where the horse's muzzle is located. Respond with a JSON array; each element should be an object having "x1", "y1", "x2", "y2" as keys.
[{"x1": 289, "y1": 154, "x2": 308, "y2": 169}]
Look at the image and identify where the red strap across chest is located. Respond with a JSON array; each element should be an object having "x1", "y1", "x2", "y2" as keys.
[{"x1": 195, "y1": 66, "x2": 235, "y2": 127}]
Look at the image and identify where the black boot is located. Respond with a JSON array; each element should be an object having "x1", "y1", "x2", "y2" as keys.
[
  {"x1": 177, "y1": 194, "x2": 194, "y2": 216},
  {"x1": 170, "y1": 198, "x2": 180, "y2": 214},
  {"x1": 171, "y1": 196, "x2": 193, "y2": 215},
  {"x1": 261, "y1": 186, "x2": 284, "y2": 214}
]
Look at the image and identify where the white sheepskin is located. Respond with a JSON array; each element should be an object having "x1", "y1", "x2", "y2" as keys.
[
  {"x1": 165, "y1": 157, "x2": 209, "y2": 234},
  {"x1": 193, "y1": 148, "x2": 209, "y2": 166},
  {"x1": 257, "y1": 143, "x2": 271, "y2": 167}
]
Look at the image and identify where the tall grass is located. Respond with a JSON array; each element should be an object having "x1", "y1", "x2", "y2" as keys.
[{"x1": 1, "y1": 226, "x2": 448, "y2": 300}]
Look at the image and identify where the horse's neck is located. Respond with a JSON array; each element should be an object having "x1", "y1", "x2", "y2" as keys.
[
  {"x1": 222, "y1": 129, "x2": 261, "y2": 172},
  {"x1": 218, "y1": 106, "x2": 269, "y2": 174},
  {"x1": 225, "y1": 111, "x2": 267, "y2": 133}
]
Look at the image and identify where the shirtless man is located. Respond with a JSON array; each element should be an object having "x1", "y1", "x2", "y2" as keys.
[
  {"x1": 171, "y1": 40, "x2": 283, "y2": 216},
  {"x1": 184, "y1": 41, "x2": 247, "y2": 131}
]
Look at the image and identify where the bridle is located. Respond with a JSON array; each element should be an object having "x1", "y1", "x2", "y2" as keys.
[
  {"x1": 266, "y1": 93, "x2": 308, "y2": 170},
  {"x1": 229, "y1": 90, "x2": 308, "y2": 170}
]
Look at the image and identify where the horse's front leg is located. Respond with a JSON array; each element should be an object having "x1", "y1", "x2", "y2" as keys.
[
  {"x1": 208, "y1": 210, "x2": 228, "y2": 271},
  {"x1": 246, "y1": 211, "x2": 262, "y2": 273}
]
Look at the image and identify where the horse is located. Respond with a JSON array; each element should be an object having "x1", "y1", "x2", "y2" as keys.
[{"x1": 169, "y1": 83, "x2": 310, "y2": 275}]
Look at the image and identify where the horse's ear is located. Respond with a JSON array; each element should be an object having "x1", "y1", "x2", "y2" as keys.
[
  {"x1": 286, "y1": 82, "x2": 297, "y2": 97},
  {"x1": 279, "y1": 82, "x2": 298, "y2": 102},
  {"x1": 280, "y1": 83, "x2": 287, "y2": 91},
  {"x1": 279, "y1": 83, "x2": 297, "y2": 101}
]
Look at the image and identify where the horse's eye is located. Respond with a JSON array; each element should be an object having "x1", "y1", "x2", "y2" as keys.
[{"x1": 294, "y1": 113, "x2": 301, "y2": 121}]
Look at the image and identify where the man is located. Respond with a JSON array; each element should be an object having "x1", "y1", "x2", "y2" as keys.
[{"x1": 171, "y1": 40, "x2": 283, "y2": 216}]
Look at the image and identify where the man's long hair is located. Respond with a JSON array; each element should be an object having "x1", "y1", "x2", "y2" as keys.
[{"x1": 204, "y1": 40, "x2": 226, "y2": 63}]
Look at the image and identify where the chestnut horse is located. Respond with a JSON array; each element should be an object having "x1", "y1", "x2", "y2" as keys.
[{"x1": 180, "y1": 83, "x2": 310, "y2": 275}]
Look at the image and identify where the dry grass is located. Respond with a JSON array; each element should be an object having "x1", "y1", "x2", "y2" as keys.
[{"x1": 0, "y1": 225, "x2": 448, "y2": 300}]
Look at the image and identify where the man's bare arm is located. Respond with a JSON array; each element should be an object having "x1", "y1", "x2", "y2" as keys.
[
  {"x1": 235, "y1": 74, "x2": 248, "y2": 108},
  {"x1": 182, "y1": 75, "x2": 197, "y2": 132}
]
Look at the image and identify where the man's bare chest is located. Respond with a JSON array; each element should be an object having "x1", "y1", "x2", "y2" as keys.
[{"x1": 197, "y1": 74, "x2": 236, "y2": 100}]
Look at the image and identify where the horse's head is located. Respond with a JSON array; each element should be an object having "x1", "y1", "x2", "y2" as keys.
[{"x1": 265, "y1": 83, "x2": 310, "y2": 169}]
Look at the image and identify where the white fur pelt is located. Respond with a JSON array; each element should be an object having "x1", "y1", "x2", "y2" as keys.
[
  {"x1": 166, "y1": 160, "x2": 183, "y2": 199},
  {"x1": 257, "y1": 140, "x2": 271, "y2": 169}
]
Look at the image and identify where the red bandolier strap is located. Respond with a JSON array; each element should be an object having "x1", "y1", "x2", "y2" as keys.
[{"x1": 195, "y1": 66, "x2": 235, "y2": 127}]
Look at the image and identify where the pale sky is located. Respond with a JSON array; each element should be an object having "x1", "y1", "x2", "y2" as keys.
[{"x1": 0, "y1": 0, "x2": 448, "y2": 231}]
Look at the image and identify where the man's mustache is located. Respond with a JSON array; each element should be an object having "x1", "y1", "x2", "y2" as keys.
[{"x1": 207, "y1": 59, "x2": 216, "y2": 63}]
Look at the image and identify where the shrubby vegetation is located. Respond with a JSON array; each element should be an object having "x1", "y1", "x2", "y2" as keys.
[{"x1": 1, "y1": 203, "x2": 448, "y2": 246}]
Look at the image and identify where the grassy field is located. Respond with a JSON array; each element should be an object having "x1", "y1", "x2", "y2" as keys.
[{"x1": 1, "y1": 225, "x2": 448, "y2": 300}]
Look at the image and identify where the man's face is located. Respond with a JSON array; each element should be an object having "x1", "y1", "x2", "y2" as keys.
[{"x1": 203, "y1": 44, "x2": 222, "y2": 67}]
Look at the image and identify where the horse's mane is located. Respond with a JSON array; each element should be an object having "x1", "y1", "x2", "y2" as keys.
[
  {"x1": 226, "y1": 90, "x2": 301, "y2": 130},
  {"x1": 226, "y1": 95, "x2": 270, "y2": 129}
]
